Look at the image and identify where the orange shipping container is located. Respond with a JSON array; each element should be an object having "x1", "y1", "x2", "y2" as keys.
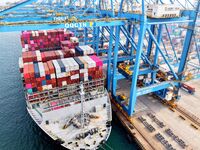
[
  {"x1": 28, "y1": 64, "x2": 35, "y2": 78},
  {"x1": 47, "y1": 61, "x2": 55, "y2": 74},
  {"x1": 43, "y1": 63, "x2": 50, "y2": 75}
]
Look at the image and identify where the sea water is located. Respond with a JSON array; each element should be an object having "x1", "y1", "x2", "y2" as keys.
[{"x1": 0, "y1": 32, "x2": 139, "y2": 150}]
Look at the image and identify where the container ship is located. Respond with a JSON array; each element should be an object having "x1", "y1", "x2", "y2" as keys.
[{"x1": 18, "y1": 29, "x2": 112, "y2": 150}]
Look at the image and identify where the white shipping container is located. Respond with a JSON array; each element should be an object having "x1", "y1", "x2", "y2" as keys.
[
  {"x1": 78, "y1": 57, "x2": 88, "y2": 68},
  {"x1": 32, "y1": 31, "x2": 35, "y2": 37},
  {"x1": 25, "y1": 44, "x2": 29, "y2": 50},
  {"x1": 84, "y1": 73, "x2": 88, "y2": 77},
  {"x1": 62, "y1": 72, "x2": 67, "y2": 78},
  {"x1": 45, "y1": 85, "x2": 49, "y2": 90},
  {"x1": 56, "y1": 73, "x2": 61, "y2": 78},
  {"x1": 61, "y1": 59, "x2": 70, "y2": 72},
  {"x1": 86, "y1": 56, "x2": 96, "y2": 68},
  {"x1": 21, "y1": 73, "x2": 24, "y2": 78},
  {"x1": 84, "y1": 77, "x2": 88, "y2": 81},
  {"x1": 71, "y1": 58, "x2": 79, "y2": 70},
  {"x1": 79, "y1": 45, "x2": 94, "y2": 55},
  {"x1": 27, "y1": 62, "x2": 33, "y2": 65},
  {"x1": 71, "y1": 74, "x2": 79, "y2": 80},
  {"x1": 89, "y1": 46, "x2": 94, "y2": 54},
  {"x1": 67, "y1": 58, "x2": 78, "y2": 71},
  {"x1": 52, "y1": 60, "x2": 61, "y2": 73},
  {"x1": 38, "y1": 62, "x2": 45, "y2": 77},
  {"x1": 57, "y1": 73, "x2": 62, "y2": 78},
  {"x1": 35, "y1": 31, "x2": 39, "y2": 37},
  {"x1": 85, "y1": 57, "x2": 93, "y2": 68},
  {"x1": 66, "y1": 58, "x2": 74, "y2": 71},
  {"x1": 82, "y1": 56, "x2": 96, "y2": 68},
  {"x1": 48, "y1": 85, "x2": 53, "y2": 90},
  {"x1": 37, "y1": 56, "x2": 42, "y2": 62},
  {"x1": 62, "y1": 81, "x2": 67, "y2": 86},
  {"x1": 42, "y1": 85, "x2": 48, "y2": 90},
  {"x1": 70, "y1": 37, "x2": 79, "y2": 43},
  {"x1": 35, "y1": 50, "x2": 40, "y2": 56},
  {"x1": 36, "y1": 50, "x2": 42, "y2": 61},
  {"x1": 58, "y1": 50, "x2": 64, "y2": 58},
  {"x1": 19, "y1": 57, "x2": 24, "y2": 69},
  {"x1": 44, "y1": 30, "x2": 47, "y2": 36},
  {"x1": 22, "y1": 48, "x2": 27, "y2": 52},
  {"x1": 80, "y1": 69, "x2": 88, "y2": 73},
  {"x1": 51, "y1": 74, "x2": 56, "y2": 79}
]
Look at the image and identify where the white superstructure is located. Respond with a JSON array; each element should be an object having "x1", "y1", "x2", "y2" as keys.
[{"x1": 147, "y1": 4, "x2": 181, "y2": 18}]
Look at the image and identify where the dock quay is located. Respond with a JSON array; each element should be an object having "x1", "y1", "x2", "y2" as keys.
[{"x1": 112, "y1": 79, "x2": 200, "y2": 150}]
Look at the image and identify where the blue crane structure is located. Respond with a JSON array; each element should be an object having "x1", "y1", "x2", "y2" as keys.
[{"x1": 0, "y1": 0, "x2": 199, "y2": 116}]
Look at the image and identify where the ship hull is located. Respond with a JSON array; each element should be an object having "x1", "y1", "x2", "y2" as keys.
[{"x1": 27, "y1": 91, "x2": 112, "y2": 150}]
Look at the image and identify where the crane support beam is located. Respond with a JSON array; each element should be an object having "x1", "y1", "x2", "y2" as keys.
[
  {"x1": 112, "y1": 26, "x2": 120, "y2": 96},
  {"x1": 125, "y1": 23, "x2": 131, "y2": 49},
  {"x1": 193, "y1": 35, "x2": 200, "y2": 65},
  {"x1": 0, "y1": 20, "x2": 126, "y2": 32},
  {"x1": 0, "y1": 0, "x2": 38, "y2": 16},
  {"x1": 178, "y1": 7, "x2": 199, "y2": 79},
  {"x1": 100, "y1": 55, "x2": 135, "y2": 63},
  {"x1": 128, "y1": 22, "x2": 147, "y2": 116},
  {"x1": 120, "y1": 25, "x2": 152, "y2": 66},
  {"x1": 147, "y1": 18, "x2": 194, "y2": 25},
  {"x1": 147, "y1": 27, "x2": 179, "y2": 80},
  {"x1": 147, "y1": 25, "x2": 155, "y2": 58},
  {"x1": 161, "y1": 38, "x2": 170, "y2": 60},
  {"x1": 136, "y1": 81, "x2": 179, "y2": 96},
  {"x1": 104, "y1": 26, "x2": 128, "y2": 54},
  {"x1": 107, "y1": 26, "x2": 114, "y2": 91},
  {"x1": 116, "y1": 68, "x2": 158, "y2": 80},
  {"x1": 151, "y1": 24, "x2": 163, "y2": 84},
  {"x1": 130, "y1": 25, "x2": 136, "y2": 56},
  {"x1": 165, "y1": 24, "x2": 178, "y2": 63}
]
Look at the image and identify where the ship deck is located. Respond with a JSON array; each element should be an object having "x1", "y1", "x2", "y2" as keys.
[
  {"x1": 112, "y1": 78, "x2": 200, "y2": 150},
  {"x1": 28, "y1": 93, "x2": 112, "y2": 150}
]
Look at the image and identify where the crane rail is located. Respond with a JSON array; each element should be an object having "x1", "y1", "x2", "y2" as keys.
[{"x1": 176, "y1": 105, "x2": 200, "y2": 128}]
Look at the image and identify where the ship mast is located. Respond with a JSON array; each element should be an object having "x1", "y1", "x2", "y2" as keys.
[{"x1": 79, "y1": 83, "x2": 85, "y2": 128}]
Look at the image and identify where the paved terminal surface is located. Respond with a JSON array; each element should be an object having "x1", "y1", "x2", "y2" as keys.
[
  {"x1": 115, "y1": 79, "x2": 200, "y2": 150},
  {"x1": 179, "y1": 79, "x2": 200, "y2": 118}
]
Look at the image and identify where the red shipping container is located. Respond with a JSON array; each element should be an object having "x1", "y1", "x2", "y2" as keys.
[
  {"x1": 41, "y1": 53, "x2": 46, "y2": 62},
  {"x1": 37, "y1": 86, "x2": 43, "y2": 92},
  {"x1": 51, "y1": 79, "x2": 56, "y2": 84},
  {"x1": 46, "y1": 80, "x2": 52, "y2": 85}
]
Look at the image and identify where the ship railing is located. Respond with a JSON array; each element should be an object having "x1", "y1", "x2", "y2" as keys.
[
  {"x1": 106, "y1": 104, "x2": 112, "y2": 121},
  {"x1": 34, "y1": 107, "x2": 43, "y2": 118},
  {"x1": 41, "y1": 91, "x2": 108, "y2": 113},
  {"x1": 25, "y1": 78, "x2": 105, "y2": 104},
  {"x1": 106, "y1": 92, "x2": 112, "y2": 122}
]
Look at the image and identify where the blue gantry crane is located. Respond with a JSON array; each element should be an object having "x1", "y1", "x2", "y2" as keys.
[{"x1": 0, "y1": 0, "x2": 199, "y2": 116}]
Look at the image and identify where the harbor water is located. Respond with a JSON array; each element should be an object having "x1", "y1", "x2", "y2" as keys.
[{"x1": 0, "y1": 32, "x2": 139, "y2": 150}]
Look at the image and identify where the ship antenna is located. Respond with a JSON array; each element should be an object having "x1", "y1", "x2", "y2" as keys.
[{"x1": 79, "y1": 82, "x2": 85, "y2": 128}]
